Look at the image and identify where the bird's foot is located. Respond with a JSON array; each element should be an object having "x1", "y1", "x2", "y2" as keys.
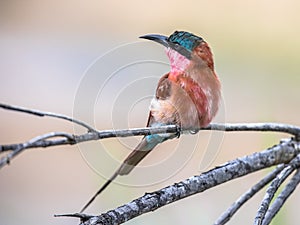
[{"x1": 176, "y1": 125, "x2": 182, "y2": 138}]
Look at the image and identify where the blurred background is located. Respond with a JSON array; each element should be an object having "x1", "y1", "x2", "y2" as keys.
[{"x1": 0, "y1": 1, "x2": 299, "y2": 225}]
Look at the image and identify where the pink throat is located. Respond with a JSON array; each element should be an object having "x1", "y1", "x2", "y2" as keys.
[{"x1": 165, "y1": 48, "x2": 190, "y2": 76}]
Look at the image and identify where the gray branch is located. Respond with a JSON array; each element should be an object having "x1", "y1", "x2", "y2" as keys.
[
  {"x1": 56, "y1": 138, "x2": 299, "y2": 225},
  {"x1": 2, "y1": 101, "x2": 300, "y2": 140},
  {"x1": 0, "y1": 132, "x2": 75, "y2": 169},
  {"x1": 254, "y1": 154, "x2": 300, "y2": 225},
  {"x1": 2, "y1": 123, "x2": 299, "y2": 153},
  {"x1": 214, "y1": 164, "x2": 286, "y2": 225},
  {"x1": 0, "y1": 103, "x2": 96, "y2": 132},
  {"x1": 1, "y1": 103, "x2": 300, "y2": 170},
  {"x1": 262, "y1": 168, "x2": 300, "y2": 225}
]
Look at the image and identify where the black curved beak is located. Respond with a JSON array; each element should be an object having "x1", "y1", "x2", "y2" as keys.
[
  {"x1": 139, "y1": 34, "x2": 169, "y2": 48},
  {"x1": 140, "y1": 34, "x2": 192, "y2": 59}
]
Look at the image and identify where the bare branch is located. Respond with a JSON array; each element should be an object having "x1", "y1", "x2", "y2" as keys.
[
  {"x1": 208, "y1": 123, "x2": 300, "y2": 138},
  {"x1": 55, "y1": 213, "x2": 93, "y2": 222},
  {"x1": 0, "y1": 132, "x2": 75, "y2": 169},
  {"x1": 0, "y1": 103, "x2": 96, "y2": 132},
  {"x1": 57, "y1": 138, "x2": 299, "y2": 225},
  {"x1": 1, "y1": 103, "x2": 300, "y2": 169},
  {"x1": 0, "y1": 126, "x2": 179, "y2": 153},
  {"x1": 262, "y1": 168, "x2": 300, "y2": 225},
  {"x1": 1, "y1": 123, "x2": 300, "y2": 153},
  {"x1": 1, "y1": 121, "x2": 299, "y2": 169},
  {"x1": 214, "y1": 164, "x2": 285, "y2": 225},
  {"x1": 254, "y1": 154, "x2": 300, "y2": 225},
  {"x1": 1, "y1": 103, "x2": 300, "y2": 155},
  {"x1": 2, "y1": 102, "x2": 300, "y2": 138}
]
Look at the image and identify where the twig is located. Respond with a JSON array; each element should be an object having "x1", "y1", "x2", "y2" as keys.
[
  {"x1": 59, "y1": 139, "x2": 298, "y2": 225},
  {"x1": 254, "y1": 154, "x2": 300, "y2": 225},
  {"x1": 55, "y1": 213, "x2": 93, "y2": 223},
  {"x1": 214, "y1": 164, "x2": 286, "y2": 225},
  {"x1": 208, "y1": 123, "x2": 300, "y2": 138},
  {"x1": 1, "y1": 103, "x2": 300, "y2": 155},
  {"x1": 0, "y1": 103, "x2": 96, "y2": 132},
  {"x1": 0, "y1": 132, "x2": 75, "y2": 169},
  {"x1": 1, "y1": 118, "x2": 300, "y2": 168},
  {"x1": 0, "y1": 126, "x2": 179, "y2": 152},
  {"x1": 262, "y1": 168, "x2": 300, "y2": 225},
  {"x1": 2, "y1": 102, "x2": 300, "y2": 137}
]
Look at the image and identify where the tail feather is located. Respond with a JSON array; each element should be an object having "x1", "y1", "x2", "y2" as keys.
[
  {"x1": 118, "y1": 137, "x2": 156, "y2": 175},
  {"x1": 80, "y1": 135, "x2": 162, "y2": 212},
  {"x1": 80, "y1": 132, "x2": 178, "y2": 212},
  {"x1": 80, "y1": 172, "x2": 118, "y2": 213}
]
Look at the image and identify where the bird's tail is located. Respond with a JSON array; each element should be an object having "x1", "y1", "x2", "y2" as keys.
[
  {"x1": 118, "y1": 133, "x2": 169, "y2": 175},
  {"x1": 80, "y1": 133, "x2": 174, "y2": 212}
]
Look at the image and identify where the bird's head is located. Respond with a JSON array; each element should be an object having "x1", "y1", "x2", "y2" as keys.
[{"x1": 140, "y1": 31, "x2": 214, "y2": 71}]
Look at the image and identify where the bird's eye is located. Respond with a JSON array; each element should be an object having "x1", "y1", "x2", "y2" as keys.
[{"x1": 173, "y1": 42, "x2": 181, "y2": 49}]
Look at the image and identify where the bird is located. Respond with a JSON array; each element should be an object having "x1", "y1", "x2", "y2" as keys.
[{"x1": 80, "y1": 31, "x2": 221, "y2": 212}]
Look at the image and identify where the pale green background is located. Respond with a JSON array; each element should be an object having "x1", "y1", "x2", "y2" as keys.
[{"x1": 0, "y1": 1, "x2": 299, "y2": 225}]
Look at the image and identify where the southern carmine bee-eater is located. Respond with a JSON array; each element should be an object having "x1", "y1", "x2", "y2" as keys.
[{"x1": 80, "y1": 31, "x2": 221, "y2": 212}]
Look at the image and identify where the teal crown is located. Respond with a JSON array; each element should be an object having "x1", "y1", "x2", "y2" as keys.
[{"x1": 167, "y1": 31, "x2": 203, "y2": 51}]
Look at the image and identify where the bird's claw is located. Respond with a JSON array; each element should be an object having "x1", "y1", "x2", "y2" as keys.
[{"x1": 176, "y1": 126, "x2": 182, "y2": 138}]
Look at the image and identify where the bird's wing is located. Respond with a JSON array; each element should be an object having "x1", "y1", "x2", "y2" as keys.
[
  {"x1": 118, "y1": 73, "x2": 172, "y2": 175},
  {"x1": 155, "y1": 73, "x2": 172, "y2": 100}
]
